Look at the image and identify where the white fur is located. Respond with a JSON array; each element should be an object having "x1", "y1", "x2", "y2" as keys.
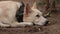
[{"x1": 0, "y1": 1, "x2": 47, "y2": 27}]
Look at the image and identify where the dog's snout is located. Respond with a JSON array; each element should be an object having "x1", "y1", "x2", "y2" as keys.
[{"x1": 44, "y1": 21, "x2": 49, "y2": 26}]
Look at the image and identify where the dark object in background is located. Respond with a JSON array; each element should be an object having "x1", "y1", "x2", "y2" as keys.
[{"x1": 16, "y1": 2, "x2": 25, "y2": 22}]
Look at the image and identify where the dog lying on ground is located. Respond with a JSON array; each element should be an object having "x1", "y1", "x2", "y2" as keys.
[{"x1": 0, "y1": 1, "x2": 48, "y2": 27}]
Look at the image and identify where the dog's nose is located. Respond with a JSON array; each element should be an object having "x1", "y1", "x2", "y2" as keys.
[{"x1": 44, "y1": 21, "x2": 49, "y2": 26}]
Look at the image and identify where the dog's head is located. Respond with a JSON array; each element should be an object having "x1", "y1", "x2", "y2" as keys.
[{"x1": 23, "y1": 2, "x2": 49, "y2": 26}]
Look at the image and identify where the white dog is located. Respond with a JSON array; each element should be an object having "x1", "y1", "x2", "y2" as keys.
[{"x1": 0, "y1": 1, "x2": 48, "y2": 27}]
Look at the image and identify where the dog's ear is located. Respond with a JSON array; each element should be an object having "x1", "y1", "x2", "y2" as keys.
[
  {"x1": 31, "y1": 2, "x2": 37, "y2": 9},
  {"x1": 24, "y1": 3, "x2": 31, "y2": 17}
]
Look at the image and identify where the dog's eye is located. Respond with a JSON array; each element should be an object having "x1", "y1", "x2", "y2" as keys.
[{"x1": 36, "y1": 15, "x2": 40, "y2": 17}]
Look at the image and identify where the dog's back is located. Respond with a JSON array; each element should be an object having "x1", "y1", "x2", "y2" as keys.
[{"x1": 0, "y1": 1, "x2": 23, "y2": 27}]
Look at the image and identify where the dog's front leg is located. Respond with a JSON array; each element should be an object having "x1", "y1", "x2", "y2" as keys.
[
  {"x1": 10, "y1": 22, "x2": 33, "y2": 27},
  {"x1": 0, "y1": 22, "x2": 10, "y2": 27}
]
